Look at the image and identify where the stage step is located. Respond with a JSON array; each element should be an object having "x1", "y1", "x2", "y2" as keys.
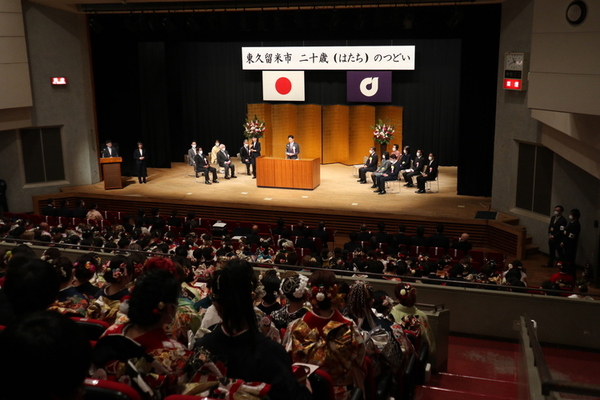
[
  {"x1": 525, "y1": 243, "x2": 539, "y2": 258},
  {"x1": 427, "y1": 373, "x2": 517, "y2": 398},
  {"x1": 414, "y1": 385, "x2": 515, "y2": 400}
]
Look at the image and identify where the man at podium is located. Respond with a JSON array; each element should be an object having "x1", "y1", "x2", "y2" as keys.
[{"x1": 101, "y1": 139, "x2": 119, "y2": 158}]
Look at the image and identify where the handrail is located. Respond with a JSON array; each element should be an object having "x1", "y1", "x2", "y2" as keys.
[
  {"x1": 523, "y1": 315, "x2": 600, "y2": 397},
  {"x1": 1, "y1": 237, "x2": 597, "y2": 300}
]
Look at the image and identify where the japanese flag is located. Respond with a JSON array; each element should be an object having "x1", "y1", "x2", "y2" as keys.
[{"x1": 262, "y1": 71, "x2": 305, "y2": 101}]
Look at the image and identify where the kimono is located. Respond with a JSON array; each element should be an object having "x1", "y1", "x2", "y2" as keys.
[
  {"x1": 283, "y1": 309, "x2": 365, "y2": 400},
  {"x1": 48, "y1": 286, "x2": 89, "y2": 316}
]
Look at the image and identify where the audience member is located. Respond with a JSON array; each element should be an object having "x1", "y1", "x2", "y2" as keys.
[{"x1": 271, "y1": 272, "x2": 310, "y2": 330}]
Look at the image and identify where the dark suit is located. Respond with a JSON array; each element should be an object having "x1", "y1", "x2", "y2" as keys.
[
  {"x1": 72, "y1": 206, "x2": 87, "y2": 220},
  {"x1": 403, "y1": 156, "x2": 425, "y2": 186},
  {"x1": 561, "y1": 219, "x2": 581, "y2": 274},
  {"x1": 133, "y1": 148, "x2": 147, "y2": 183},
  {"x1": 358, "y1": 152, "x2": 378, "y2": 183},
  {"x1": 195, "y1": 153, "x2": 218, "y2": 182},
  {"x1": 41, "y1": 205, "x2": 57, "y2": 217},
  {"x1": 285, "y1": 142, "x2": 300, "y2": 159},
  {"x1": 547, "y1": 214, "x2": 567, "y2": 267},
  {"x1": 217, "y1": 149, "x2": 236, "y2": 178},
  {"x1": 430, "y1": 233, "x2": 450, "y2": 251},
  {"x1": 399, "y1": 153, "x2": 412, "y2": 171},
  {"x1": 101, "y1": 146, "x2": 119, "y2": 158},
  {"x1": 240, "y1": 145, "x2": 252, "y2": 174},
  {"x1": 417, "y1": 159, "x2": 439, "y2": 191},
  {"x1": 378, "y1": 161, "x2": 400, "y2": 192},
  {"x1": 250, "y1": 141, "x2": 261, "y2": 178}
]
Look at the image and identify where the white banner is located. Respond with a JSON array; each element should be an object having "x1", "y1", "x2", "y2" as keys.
[{"x1": 242, "y1": 46, "x2": 415, "y2": 71}]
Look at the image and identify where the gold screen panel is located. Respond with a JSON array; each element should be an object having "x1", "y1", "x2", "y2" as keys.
[
  {"x1": 322, "y1": 105, "x2": 350, "y2": 164},
  {"x1": 349, "y1": 105, "x2": 376, "y2": 165},
  {"x1": 297, "y1": 104, "x2": 322, "y2": 160}
]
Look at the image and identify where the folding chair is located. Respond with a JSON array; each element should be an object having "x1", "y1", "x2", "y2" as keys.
[{"x1": 425, "y1": 176, "x2": 439, "y2": 193}]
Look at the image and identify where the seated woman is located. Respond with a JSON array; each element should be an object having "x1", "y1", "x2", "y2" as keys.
[
  {"x1": 390, "y1": 283, "x2": 436, "y2": 357},
  {"x1": 283, "y1": 270, "x2": 366, "y2": 400},
  {"x1": 0, "y1": 311, "x2": 92, "y2": 400},
  {"x1": 48, "y1": 256, "x2": 89, "y2": 316},
  {"x1": 256, "y1": 269, "x2": 282, "y2": 315},
  {"x1": 271, "y1": 272, "x2": 310, "y2": 330},
  {"x1": 86, "y1": 255, "x2": 134, "y2": 324},
  {"x1": 92, "y1": 269, "x2": 191, "y2": 398},
  {"x1": 195, "y1": 259, "x2": 310, "y2": 400}
]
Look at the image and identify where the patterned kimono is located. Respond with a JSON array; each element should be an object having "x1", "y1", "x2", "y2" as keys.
[{"x1": 283, "y1": 309, "x2": 365, "y2": 400}]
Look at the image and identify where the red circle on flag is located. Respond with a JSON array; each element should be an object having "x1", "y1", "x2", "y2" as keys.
[{"x1": 275, "y1": 77, "x2": 292, "y2": 95}]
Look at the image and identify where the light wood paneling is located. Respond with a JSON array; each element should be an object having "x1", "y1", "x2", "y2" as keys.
[
  {"x1": 256, "y1": 157, "x2": 320, "y2": 189},
  {"x1": 376, "y1": 105, "x2": 403, "y2": 148},
  {"x1": 297, "y1": 104, "x2": 322, "y2": 160},
  {"x1": 271, "y1": 104, "x2": 297, "y2": 159},
  {"x1": 322, "y1": 105, "x2": 350, "y2": 164},
  {"x1": 247, "y1": 103, "x2": 272, "y2": 157},
  {"x1": 349, "y1": 105, "x2": 376, "y2": 165}
]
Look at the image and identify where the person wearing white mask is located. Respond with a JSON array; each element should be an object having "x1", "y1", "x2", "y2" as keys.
[
  {"x1": 188, "y1": 141, "x2": 197, "y2": 169},
  {"x1": 560, "y1": 208, "x2": 581, "y2": 280},
  {"x1": 416, "y1": 152, "x2": 438, "y2": 193},
  {"x1": 357, "y1": 146, "x2": 378, "y2": 184},
  {"x1": 402, "y1": 149, "x2": 425, "y2": 188},
  {"x1": 545, "y1": 205, "x2": 567, "y2": 268}
]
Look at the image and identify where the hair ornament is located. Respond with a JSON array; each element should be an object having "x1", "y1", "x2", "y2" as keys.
[{"x1": 152, "y1": 301, "x2": 166, "y2": 315}]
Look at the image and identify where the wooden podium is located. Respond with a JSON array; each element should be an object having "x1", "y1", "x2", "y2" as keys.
[
  {"x1": 256, "y1": 157, "x2": 320, "y2": 190},
  {"x1": 100, "y1": 157, "x2": 123, "y2": 190}
]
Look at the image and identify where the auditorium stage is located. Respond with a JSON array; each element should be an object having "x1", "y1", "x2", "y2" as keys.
[{"x1": 61, "y1": 162, "x2": 506, "y2": 223}]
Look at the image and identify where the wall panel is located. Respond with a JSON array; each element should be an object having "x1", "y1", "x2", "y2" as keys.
[
  {"x1": 271, "y1": 104, "x2": 297, "y2": 159},
  {"x1": 297, "y1": 104, "x2": 322, "y2": 161},
  {"x1": 322, "y1": 105, "x2": 349, "y2": 164},
  {"x1": 349, "y1": 105, "x2": 376, "y2": 165}
]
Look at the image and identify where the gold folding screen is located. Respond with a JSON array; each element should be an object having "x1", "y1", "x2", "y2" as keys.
[
  {"x1": 322, "y1": 105, "x2": 350, "y2": 164},
  {"x1": 247, "y1": 103, "x2": 403, "y2": 165}
]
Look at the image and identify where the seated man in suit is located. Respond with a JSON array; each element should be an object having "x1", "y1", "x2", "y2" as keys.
[
  {"x1": 240, "y1": 139, "x2": 252, "y2": 175},
  {"x1": 216, "y1": 144, "x2": 237, "y2": 179},
  {"x1": 374, "y1": 154, "x2": 399, "y2": 195},
  {"x1": 101, "y1": 139, "x2": 119, "y2": 158},
  {"x1": 402, "y1": 149, "x2": 425, "y2": 187},
  {"x1": 416, "y1": 153, "x2": 438, "y2": 193},
  {"x1": 371, "y1": 151, "x2": 390, "y2": 188},
  {"x1": 451, "y1": 233, "x2": 473, "y2": 254},
  {"x1": 41, "y1": 198, "x2": 57, "y2": 217},
  {"x1": 195, "y1": 147, "x2": 219, "y2": 184},
  {"x1": 399, "y1": 145, "x2": 413, "y2": 172},
  {"x1": 357, "y1": 147, "x2": 378, "y2": 184}
]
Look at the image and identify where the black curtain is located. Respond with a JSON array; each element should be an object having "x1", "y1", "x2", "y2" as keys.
[{"x1": 90, "y1": 4, "x2": 500, "y2": 195}]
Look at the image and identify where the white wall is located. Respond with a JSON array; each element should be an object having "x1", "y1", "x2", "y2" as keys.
[{"x1": 0, "y1": 1, "x2": 99, "y2": 213}]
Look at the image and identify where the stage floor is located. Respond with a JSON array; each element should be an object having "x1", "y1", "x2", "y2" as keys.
[{"x1": 63, "y1": 162, "x2": 507, "y2": 222}]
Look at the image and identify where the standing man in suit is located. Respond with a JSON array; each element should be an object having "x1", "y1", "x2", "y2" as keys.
[
  {"x1": 133, "y1": 141, "x2": 147, "y2": 184},
  {"x1": 188, "y1": 141, "x2": 198, "y2": 172},
  {"x1": 217, "y1": 144, "x2": 237, "y2": 179},
  {"x1": 374, "y1": 154, "x2": 399, "y2": 195},
  {"x1": 402, "y1": 149, "x2": 425, "y2": 187},
  {"x1": 285, "y1": 135, "x2": 300, "y2": 159},
  {"x1": 416, "y1": 153, "x2": 438, "y2": 193},
  {"x1": 546, "y1": 205, "x2": 567, "y2": 268},
  {"x1": 561, "y1": 208, "x2": 581, "y2": 280},
  {"x1": 194, "y1": 147, "x2": 218, "y2": 184},
  {"x1": 250, "y1": 136, "x2": 261, "y2": 179},
  {"x1": 357, "y1": 147, "x2": 378, "y2": 184},
  {"x1": 101, "y1": 139, "x2": 119, "y2": 158},
  {"x1": 240, "y1": 139, "x2": 252, "y2": 175}
]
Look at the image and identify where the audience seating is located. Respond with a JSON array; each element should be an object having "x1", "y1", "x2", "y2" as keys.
[
  {"x1": 83, "y1": 378, "x2": 142, "y2": 400},
  {"x1": 71, "y1": 317, "x2": 110, "y2": 342}
]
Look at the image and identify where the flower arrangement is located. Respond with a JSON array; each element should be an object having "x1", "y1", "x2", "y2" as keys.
[
  {"x1": 243, "y1": 114, "x2": 266, "y2": 138},
  {"x1": 371, "y1": 119, "x2": 395, "y2": 145}
]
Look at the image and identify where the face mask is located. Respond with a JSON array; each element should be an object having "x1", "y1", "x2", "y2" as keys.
[
  {"x1": 199, "y1": 151, "x2": 203, "y2": 155},
  {"x1": 192, "y1": 145, "x2": 196, "y2": 148},
  {"x1": 554, "y1": 211, "x2": 559, "y2": 216},
  {"x1": 404, "y1": 150, "x2": 408, "y2": 154},
  {"x1": 428, "y1": 156, "x2": 433, "y2": 161},
  {"x1": 417, "y1": 153, "x2": 421, "y2": 157},
  {"x1": 569, "y1": 215, "x2": 573, "y2": 221}
]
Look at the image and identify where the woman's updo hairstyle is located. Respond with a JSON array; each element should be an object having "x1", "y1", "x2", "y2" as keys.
[
  {"x1": 128, "y1": 269, "x2": 180, "y2": 327},
  {"x1": 259, "y1": 269, "x2": 281, "y2": 304},
  {"x1": 102, "y1": 255, "x2": 134, "y2": 283},
  {"x1": 52, "y1": 256, "x2": 74, "y2": 284},
  {"x1": 345, "y1": 280, "x2": 374, "y2": 321},
  {"x1": 308, "y1": 269, "x2": 339, "y2": 310},
  {"x1": 73, "y1": 253, "x2": 100, "y2": 282},
  {"x1": 280, "y1": 272, "x2": 309, "y2": 302},
  {"x1": 394, "y1": 282, "x2": 417, "y2": 307}
]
